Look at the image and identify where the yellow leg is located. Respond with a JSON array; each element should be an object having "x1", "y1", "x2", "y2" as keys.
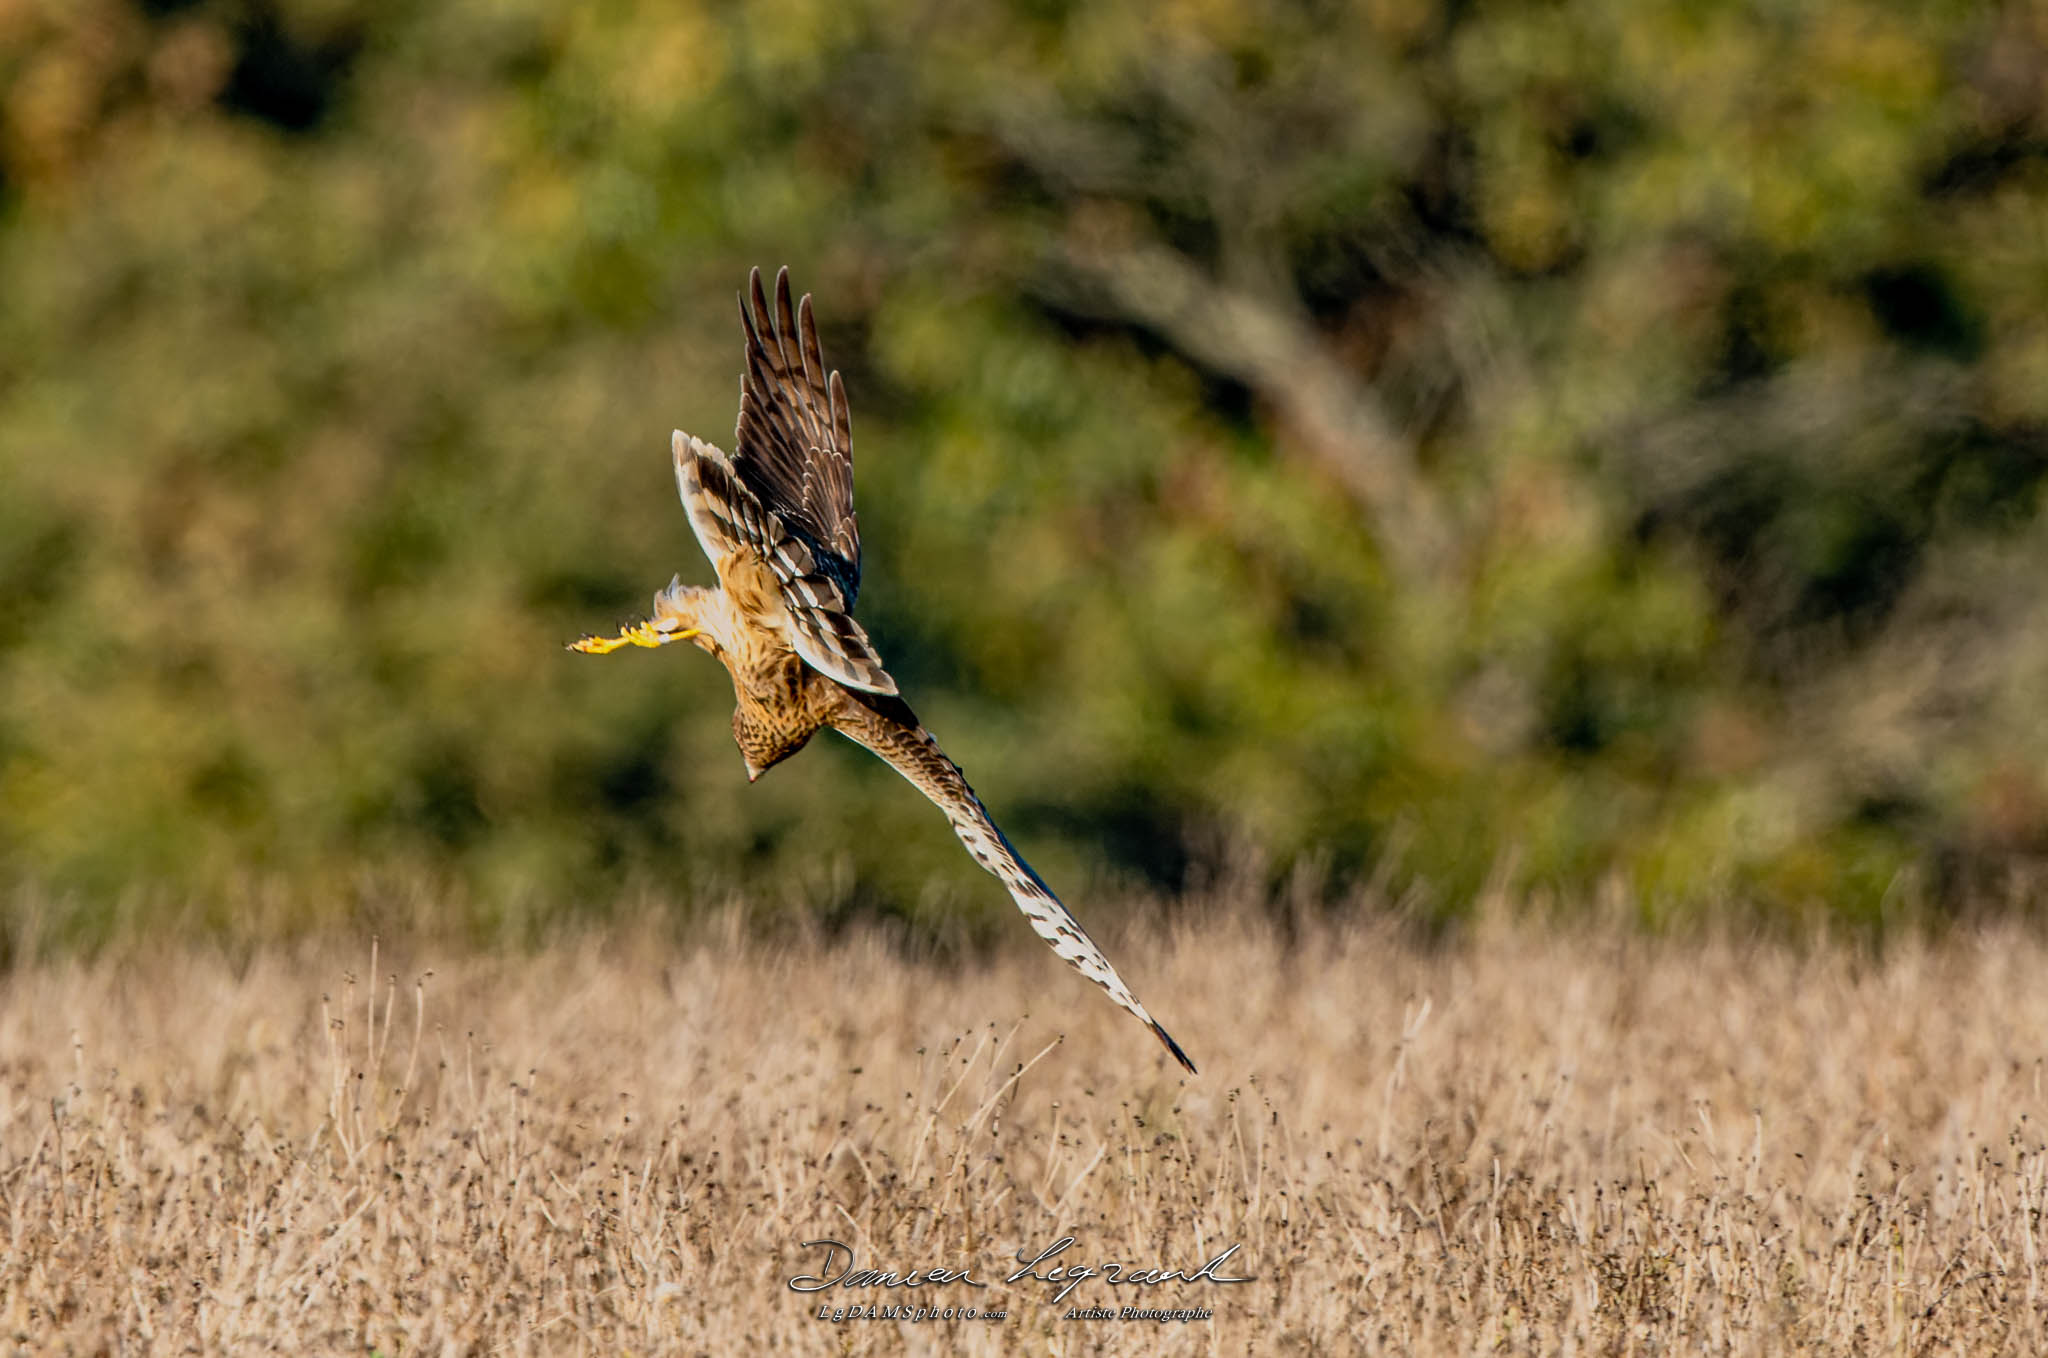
[{"x1": 568, "y1": 621, "x2": 701, "y2": 654}]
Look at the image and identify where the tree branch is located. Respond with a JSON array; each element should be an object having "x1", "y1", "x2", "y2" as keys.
[{"x1": 1048, "y1": 234, "x2": 1454, "y2": 584}]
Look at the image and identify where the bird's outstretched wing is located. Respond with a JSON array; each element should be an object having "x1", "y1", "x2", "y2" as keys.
[
  {"x1": 671, "y1": 267, "x2": 895, "y2": 695},
  {"x1": 734, "y1": 266, "x2": 861, "y2": 593},
  {"x1": 830, "y1": 690, "x2": 1197, "y2": 1074}
]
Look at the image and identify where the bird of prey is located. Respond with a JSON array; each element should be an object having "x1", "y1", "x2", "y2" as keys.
[{"x1": 572, "y1": 268, "x2": 1195, "y2": 1074}]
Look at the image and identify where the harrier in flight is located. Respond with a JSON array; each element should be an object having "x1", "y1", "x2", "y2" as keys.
[{"x1": 573, "y1": 268, "x2": 1195, "y2": 1074}]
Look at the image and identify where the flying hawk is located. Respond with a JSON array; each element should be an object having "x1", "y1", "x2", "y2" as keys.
[{"x1": 573, "y1": 268, "x2": 1195, "y2": 1074}]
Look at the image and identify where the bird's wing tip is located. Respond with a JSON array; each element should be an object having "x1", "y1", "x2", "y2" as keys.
[{"x1": 1153, "y1": 1022, "x2": 1197, "y2": 1075}]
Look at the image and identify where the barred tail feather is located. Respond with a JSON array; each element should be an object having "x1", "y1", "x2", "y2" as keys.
[{"x1": 831, "y1": 695, "x2": 1196, "y2": 1074}]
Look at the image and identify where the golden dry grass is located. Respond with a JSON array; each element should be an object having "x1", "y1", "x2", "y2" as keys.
[{"x1": 1, "y1": 905, "x2": 2046, "y2": 1354}]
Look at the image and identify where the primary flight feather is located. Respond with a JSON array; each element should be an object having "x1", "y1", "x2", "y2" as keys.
[{"x1": 573, "y1": 267, "x2": 1196, "y2": 1074}]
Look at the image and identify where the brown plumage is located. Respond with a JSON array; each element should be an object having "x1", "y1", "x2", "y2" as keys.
[{"x1": 573, "y1": 267, "x2": 1195, "y2": 1075}]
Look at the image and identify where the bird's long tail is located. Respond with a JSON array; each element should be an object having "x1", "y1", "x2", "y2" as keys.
[{"x1": 829, "y1": 691, "x2": 1196, "y2": 1074}]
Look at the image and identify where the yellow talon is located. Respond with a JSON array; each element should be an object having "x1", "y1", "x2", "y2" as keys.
[{"x1": 569, "y1": 621, "x2": 700, "y2": 654}]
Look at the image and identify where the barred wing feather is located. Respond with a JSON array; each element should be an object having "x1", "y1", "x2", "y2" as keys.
[
  {"x1": 673, "y1": 432, "x2": 896, "y2": 695},
  {"x1": 696, "y1": 267, "x2": 899, "y2": 694},
  {"x1": 733, "y1": 267, "x2": 862, "y2": 588},
  {"x1": 830, "y1": 690, "x2": 1197, "y2": 1074}
]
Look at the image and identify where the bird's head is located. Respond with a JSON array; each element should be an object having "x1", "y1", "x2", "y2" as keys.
[{"x1": 732, "y1": 710, "x2": 810, "y2": 784}]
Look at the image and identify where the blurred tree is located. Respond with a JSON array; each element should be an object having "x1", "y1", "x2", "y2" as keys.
[{"x1": 1, "y1": 0, "x2": 2045, "y2": 941}]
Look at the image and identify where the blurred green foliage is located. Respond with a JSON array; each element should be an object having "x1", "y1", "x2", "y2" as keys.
[{"x1": 3, "y1": 0, "x2": 2047, "y2": 939}]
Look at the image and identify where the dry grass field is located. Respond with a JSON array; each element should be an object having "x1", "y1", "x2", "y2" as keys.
[{"x1": 1, "y1": 900, "x2": 2045, "y2": 1355}]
